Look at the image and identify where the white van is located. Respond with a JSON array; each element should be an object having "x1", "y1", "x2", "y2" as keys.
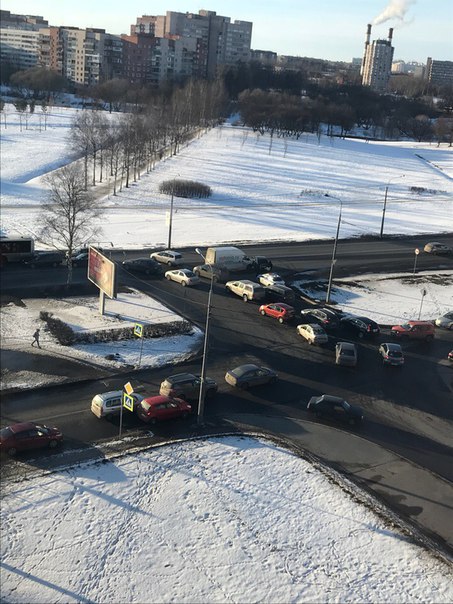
[
  {"x1": 205, "y1": 246, "x2": 250, "y2": 271},
  {"x1": 91, "y1": 390, "x2": 143, "y2": 418},
  {"x1": 225, "y1": 279, "x2": 267, "y2": 302}
]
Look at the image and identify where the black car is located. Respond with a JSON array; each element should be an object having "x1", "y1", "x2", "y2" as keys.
[
  {"x1": 24, "y1": 251, "x2": 65, "y2": 268},
  {"x1": 300, "y1": 307, "x2": 340, "y2": 331},
  {"x1": 340, "y1": 315, "x2": 380, "y2": 338},
  {"x1": 264, "y1": 283, "x2": 296, "y2": 304},
  {"x1": 122, "y1": 258, "x2": 162, "y2": 276},
  {"x1": 245, "y1": 255, "x2": 273, "y2": 272},
  {"x1": 307, "y1": 394, "x2": 364, "y2": 426}
]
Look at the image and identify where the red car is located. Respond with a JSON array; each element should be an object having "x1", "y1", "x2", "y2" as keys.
[
  {"x1": 136, "y1": 395, "x2": 192, "y2": 424},
  {"x1": 391, "y1": 320, "x2": 435, "y2": 342},
  {"x1": 259, "y1": 303, "x2": 295, "y2": 323},
  {"x1": 0, "y1": 422, "x2": 63, "y2": 456}
]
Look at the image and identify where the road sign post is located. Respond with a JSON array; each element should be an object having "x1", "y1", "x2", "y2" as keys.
[
  {"x1": 119, "y1": 382, "x2": 134, "y2": 437},
  {"x1": 134, "y1": 323, "x2": 144, "y2": 368},
  {"x1": 418, "y1": 287, "x2": 427, "y2": 320}
]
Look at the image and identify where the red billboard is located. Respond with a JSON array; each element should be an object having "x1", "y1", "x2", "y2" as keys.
[{"x1": 88, "y1": 247, "x2": 117, "y2": 298}]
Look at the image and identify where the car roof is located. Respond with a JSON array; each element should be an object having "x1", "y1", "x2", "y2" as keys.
[
  {"x1": 337, "y1": 341, "x2": 356, "y2": 349},
  {"x1": 231, "y1": 364, "x2": 259, "y2": 376},
  {"x1": 317, "y1": 395, "x2": 345, "y2": 404},
  {"x1": 142, "y1": 395, "x2": 173, "y2": 404},
  {"x1": 383, "y1": 342, "x2": 402, "y2": 350},
  {"x1": 164, "y1": 373, "x2": 196, "y2": 383},
  {"x1": 7, "y1": 422, "x2": 38, "y2": 433},
  {"x1": 94, "y1": 390, "x2": 122, "y2": 399}
]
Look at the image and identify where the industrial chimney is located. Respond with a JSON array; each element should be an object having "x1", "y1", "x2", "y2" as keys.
[
  {"x1": 366, "y1": 23, "x2": 372, "y2": 46},
  {"x1": 388, "y1": 27, "x2": 393, "y2": 44}
]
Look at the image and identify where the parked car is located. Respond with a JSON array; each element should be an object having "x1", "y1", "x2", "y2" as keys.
[
  {"x1": 297, "y1": 323, "x2": 328, "y2": 345},
  {"x1": 136, "y1": 395, "x2": 191, "y2": 424},
  {"x1": 150, "y1": 249, "x2": 183, "y2": 266},
  {"x1": 193, "y1": 263, "x2": 229, "y2": 283},
  {"x1": 335, "y1": 341, "x2": 358, "y2": 367},
  {"x1": 435, "y1": 312, "x2": 453, "y2": 330},
  {"x1": 159, "y1": 373, "x2": 218, "y2": 401},
  {"x1": 225, "y1": 279, "x2": 266, "y2": 302},
  {"x1": 258, "y1": 273, "x2": 285, "y2": 287},
  {"x1": 0, "y1": 422, "x2": 63, "y2": 456},
  {"x1": 300, "y1": 307, "x2": 340, "y2": 331},
  {"x1": 24, "y1": 251, "x2": 65, "y2": 268},
  {"x1": 340, "y1": 315, "x2": 380, "y2": 338},
  {"x1": 259, "y1": 303, "x2": 295, "y2": 323},
  {"x1": 379, "y1": 342, "x2": 404, "y2": 366},
  {"x1": 91, "y1": 390, "x2": 144, "y2": 419},
  {"x1": 122, "y1": 258, "x2": 162, "y2": 276},
  {"x1": 391, "y1": 320, "x2": 435, "y2": 341},
  {"x1": 423, "y1": 242, "x2": 452, "y2": 256},
  {"x1": 225, "y1": 364, "x2": 278, "y2": 389},
  {"x1": 165, "y1": 268, "x2": 200, "y2": 286},
  {"x1": 448, "y1": 350, "x2": 453, "y2": 362},
  {"x1": 264, "y1": 283, "x2": 296, "y2": 304},
  {"x1": 307, "y1": 395, "x2": 364, "y2": 426},
  {"x1": 246, "y1": 255, "x2": 273, "y2": 272},
  {"x1": 70, "y1": 251, "x2": 89, "y2": 267}
]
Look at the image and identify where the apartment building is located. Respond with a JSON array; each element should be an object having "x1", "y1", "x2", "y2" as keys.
[
  {"x1": 425, "y1": 58, "x2": 453, "y2": 87},
  {"x1": 361, "y1": 24, "x2": 394, "y2": 92},
  {"x1": 0, "y1": 27, "x2": 50, "y2": 70}
]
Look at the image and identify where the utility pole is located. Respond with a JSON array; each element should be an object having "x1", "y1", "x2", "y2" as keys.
[
  {"x1": 195, "y1": 248, "x2": 213, "y2": 426},
  {"x1": 326, "y1": 204, "x2": 342, "y2": 304},
  {"x1": 380, "y1": 175, "x2": 405, "y2": 238}
]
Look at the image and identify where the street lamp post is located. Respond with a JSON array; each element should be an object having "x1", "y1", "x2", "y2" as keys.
[
  {"x1": 195, "y1": 247, "x2": 214, "y2": 426},
  {"x1": 167, "y1": 187, "x2": 174, "y2": 249},
  {"x1": 380, "y1": 175, "x2": 405, "y2": 239},
  {"x1": 326, "y1": 200, "x2": 342, "y2": 305}
]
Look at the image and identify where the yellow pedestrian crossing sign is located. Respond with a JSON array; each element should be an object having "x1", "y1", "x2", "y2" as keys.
[
  {"x1": 134, "y1": 323, "x2": 144, "y2": 337},
  {"x1": 123, "y1": 392, "x2": 135, "y2": 412}
]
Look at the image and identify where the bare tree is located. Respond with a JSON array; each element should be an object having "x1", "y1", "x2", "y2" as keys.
[{"x1": 41, "y1": 164, "x2": 104, "y2": 284}]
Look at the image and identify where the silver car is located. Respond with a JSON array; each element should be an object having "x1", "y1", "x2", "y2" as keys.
[
  {"x1": 335, "y1": 342, "x2": 358, "y2": 367},
  {"x1": 297, "y1": 323, "x2": 328, "y2": 345},
  {"x1": 435, "y1": 312, "x2": 453, "y2": 330},
  {"x1": 257, "y1": 273, "x2": 285, "y2": 287},
  {"x1": 165, "y1": 269, "x2": 200, "y2": 286},
  {"x1": 225, "y1": 364, "x2": 278, "y2": 389},
  {"x1": 150, "y1": 249, "x2": 183, "y2": 266}
]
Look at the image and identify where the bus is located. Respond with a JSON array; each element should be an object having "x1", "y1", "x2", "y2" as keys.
[{"x1": 0, "y1": 236, "x2": 35, "y2": 265}]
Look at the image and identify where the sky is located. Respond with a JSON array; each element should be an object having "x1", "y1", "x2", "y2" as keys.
[{"x1": 2, "y1": 0, "x2": 452, "y2": 63}]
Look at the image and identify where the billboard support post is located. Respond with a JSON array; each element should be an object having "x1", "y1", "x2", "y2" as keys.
[{"x1": 99, "y1": 290, "x2": 106, "y2": 315}]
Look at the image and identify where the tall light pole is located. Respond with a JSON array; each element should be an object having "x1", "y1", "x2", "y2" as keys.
[
  {"x1": 167, "y1": 175, "x2": 178, "y2": 249},
  {"x1": 380, "y1": 174, "x2": 405, "y2": 239},
  {"x1": 195, "y1": 247, "x2": 213, "y2": 426},
  {"x1": 326, "y1": 199, "x2": 342, "y2": 305}
]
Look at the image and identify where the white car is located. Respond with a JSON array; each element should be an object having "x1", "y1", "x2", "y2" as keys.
[
  {"x1": 150, "y1": 249, "x2": 183, "y2": 266},
  {"x1": 435, "y1": 312, "x2": 453, "y2": 330},
  {"x1": 297, "y1": 323, "x2": 328, "y2": 345},
  {"x1": 91, "y1": 390, "x2": 143, "y2": 419},
  {"x1": 165, "y1": 269, "x2": 200, "y2": 286},
  {"x1": 257, "y1": 273, "x2": 285, "y2": 287}
]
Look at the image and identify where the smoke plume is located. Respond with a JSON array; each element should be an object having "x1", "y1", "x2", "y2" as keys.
[{"x1": 373, "y1": 0, "x2": 416, "y2": 25}]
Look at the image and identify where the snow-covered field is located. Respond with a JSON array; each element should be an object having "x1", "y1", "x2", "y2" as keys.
[
  {"x1": 1, "y1": 105, "x2": 452, "y2": 249},
  {"x1": 1, "y1": 436, "x2": 452, "y2": 604}
]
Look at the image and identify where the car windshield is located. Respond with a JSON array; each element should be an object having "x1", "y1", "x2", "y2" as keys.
[
  {"x1": 341, "y1": 349, "x2": 355, "y2": 356},
  {"x1": 141, "y1": 401, "x2": 151, "y2": 411},
  {"x1": 342, "y1": 401, "x2": 351, "y2": 410},
  {"x1": 400, "y1": 323, "x2": 411, "y2": 330},
  {"x1": 184, "y1": 270, "x2": 195, "y2": 277},
  {"x1": 0, "y1": 427, "x2": 13, "y2": 439},
  {"x1": 389, "y1": 350, "x2": 403, "y2": 358},
  {"x1": 34, "y1": 424, "x2": 50, "y2": 434}
]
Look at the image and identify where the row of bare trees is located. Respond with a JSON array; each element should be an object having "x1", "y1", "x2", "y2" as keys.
[{"x1": 70, "y1": 78, "x2": 227, "y2": 195}]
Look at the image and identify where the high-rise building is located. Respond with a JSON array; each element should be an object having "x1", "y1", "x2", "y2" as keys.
[
  {"x1": 0, "y1": 10, "x2": 50, "y2": 71},
  {"x1": 425, "y1": 58, "x2": 453, "y2": 87},
  {"x1": 361, "y1": 24, "x2": 394, "y2": 91}
]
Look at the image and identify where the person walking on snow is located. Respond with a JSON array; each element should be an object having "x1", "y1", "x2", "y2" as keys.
[{"x1": 32, "y1": 328, "x2": 41, "y2": 348}]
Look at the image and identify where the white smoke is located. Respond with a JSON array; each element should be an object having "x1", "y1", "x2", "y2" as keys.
[{"x1": 373, "y1": 0, "x2": 416, "y2": 25}]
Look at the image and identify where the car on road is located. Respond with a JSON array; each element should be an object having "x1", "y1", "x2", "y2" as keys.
[
  {"x1": 0, "y1": 422, "x2": 63, "y2": 456},
  {"x1": 150, "y1": 249, "x2": 183, "y2": 266},
  {"x1": 379, "y1": 342, "x2": 404, "y2": 366},
  {"x1": 91, "y1": 390, "x2": 144, "y2": 418},
  {"x1": 297, "y1": 323, "x2": 328, "y2": 345},
  {"x1": 423, "y1": 242, "x2": 452, "y2": 256},
  {"x1": 335, "y1": 341, "x2": 358, "y2": 367},
  {"x1": 307, "y1": 395, "x2": 364, "y2": 426},
  {"x1": 159, "y1": 373, "x2": 218, "y2": 401},
  {"x1": 136, "y1": 395, "x2": 191, "y2": 424},
  {"x1": 300, "y1": 307, "x2": 340, "y2": 332},
  {"x1": 246, "y1": 255, "x2": 273, "y2": 272},
  {"x1": 122, "y1": 258, "x2": 162, "y2": 276},
  {"x1": 257, "y1": 273, "x2": 285, "y2": 287},
  {"x1": 340, "y1": 315, "x2": 380, "y2": 338},
  {"x1": 225, "y1": 279, "x2": 266, "y2": 302},
  {"x1": 264, "y1": 283, "x2": 296, "y2": 304},
  {"x1": 24, "y1": 251, "x2": 65, "y2": 268},
  {"x1": 259, "y1": 302, "x2": 295, "y2": 323},
  {"x1": 70, "y1": 251, "x2": 89, "y2": 267},
  {"x1": 225, "y1": 364, "x2": 278, "y2": 389},
  {"x1": 193, "y1": 263, "x2": 229, "y2": 283},
  {"x1": 391, "y1": 320, "x2": 435, "y2": 341},
  {"x1": 448, "y1": 350, "x2": 453, "y2": 362},
  {"x1": 165, "y1": 268, "x2": 200, "y2": 286},
  {"x1": 435, "y1": 312, "x2": 453, "y2": 330}
]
